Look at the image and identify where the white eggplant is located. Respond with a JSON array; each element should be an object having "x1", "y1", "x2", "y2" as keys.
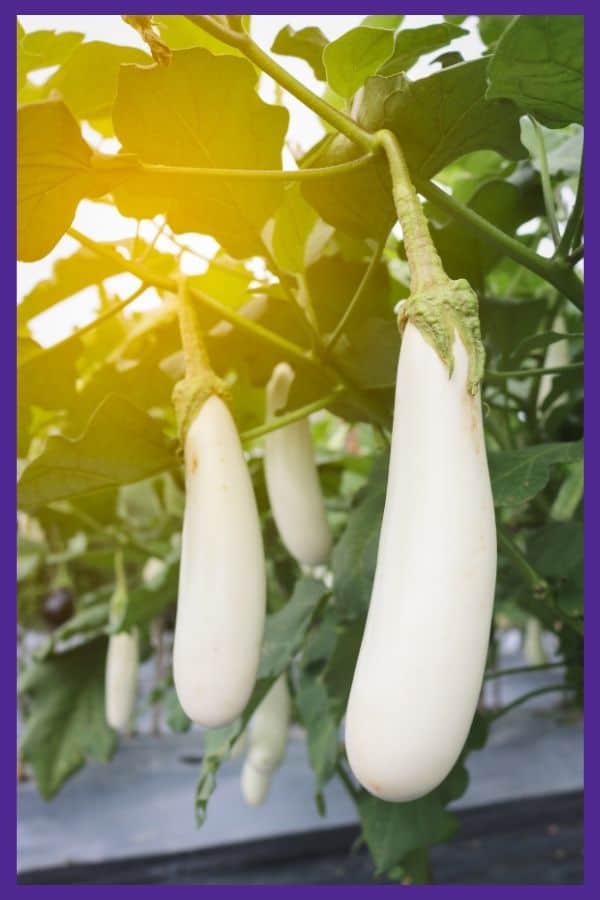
[
  {"x1": 241, "y1": 675, "x2": 291, "y2": 806},
  {"x1": 173, "y1": 394, "x2": 266, "y2": 727},
  {"x1": 264, "y1": 363, "x2": 332, "y2": 566},
  {"x1": 345, "y1": 323, "x2": 497, "y2": 802},
  {"x1": 105, "y1": 629, "x2": 139, "y2": 733},
  {"x1": 523, "y1": 616, "x2": 547, "y2": 666}
]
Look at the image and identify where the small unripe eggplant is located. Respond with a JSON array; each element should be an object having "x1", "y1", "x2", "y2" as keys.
[
  {"x1": 241, "y1": 675, "x2": 290, "y2": 806},
  {"x1": 105, "y1": 629, "x2": 139, "y2": 733}
]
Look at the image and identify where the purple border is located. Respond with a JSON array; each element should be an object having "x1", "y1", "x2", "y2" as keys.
[{"x1": 7, "y1": 2, "x2": 593, "y2": 895}]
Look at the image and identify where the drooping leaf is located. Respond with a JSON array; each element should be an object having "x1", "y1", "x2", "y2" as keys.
[
  {"x1": 296, "y1": 671, "x2": 339, "y2": 791},
  {"x1": 271, "y1": 25, "x2": 328, "y2": 80},
  {"x1": 18, "y1": 26, "x2": 84, "y2": 94},
  {"x1": 487, "y1": 15, "x2": 583, "y2": 127},
  {"x1": 332, "y1": 456, "x2": 387, "y2": 617},
  {"x1": 18, "y1": 394, "x2": 176, "y2": 511},
  {"x1": 323, "y1": 26, "x2": 396, "y2": 98},
  {"x1": 112, "y1": 48, "x2": 289, "y2": 258},
  {"x1": 270, "y1": 184, "x2": 318, "y2": 273},
  {"x1": 489, "y1": 441, "x2": 582, "y2": 506},
  {"x1": 519, "y1": 120, "x2": 583, "y2": 179},
  {"x1": 17, "y1": 101, "x2": 139, "y2": 261},
  {"x1": 19, "y1": 638, "x2": 117, "y2": 799},
  {"x1": 377, "y1": 24, "x2": 468, "y2": 77}
]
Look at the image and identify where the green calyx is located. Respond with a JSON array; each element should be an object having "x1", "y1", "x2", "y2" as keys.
[
  {"x1": 172, "y1": 371, "x2": 230, "y2": 443},
  {"x1": 397, "y1": 278, "x2": 486, "y2": 395}
]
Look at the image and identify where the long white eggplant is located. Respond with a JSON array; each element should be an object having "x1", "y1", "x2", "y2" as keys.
[
  {"x1": 241, "y1": 675, "x2": 291, "y2": 806},
  {"x1": 264, "y1": 363, "x2": 332, "y2": 566},
  {"x1": 105, "y1": 629, "x2": 139, "y2": 733},
  {"x1": 173, "y1": 394, "x2": 266, "y2": 727},
  {"x1": 345, "y1": 323, "x2": 497, "y2": 802}
]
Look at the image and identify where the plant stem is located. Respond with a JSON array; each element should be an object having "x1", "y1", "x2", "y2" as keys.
[
  {"x1": 556, "y1": 150, "x2": 584, "y2": 259},
  {"x1": 484, "y1": 661, "x2": 564, "y2": 681},
  {"x1": 375, "y1": 130, "x2": 447, "y2": 292},
  {"x1": 176, "y1": 275, "x2": 212, "y2": 380},
  {"x1": 487, "y1": 684, "x2": 572, "y2": 722},
  {"x1": 324, "y1": 240, "x2": 386, "y2": 356},
  {"x1": 413, "y1": 176, "x2": 584, "y2": 311},
  {"x1": 567, "y1": 245, "x2": 584, "y2": 266},
  {"x1": 185, "y1": 15, "x2": 376, "y2": 153},
  {"x1": 498, "y1": 527, "x2": 549, "y2": 597},
  {"x1": 486, "y1": 362, "x2": 582, "y2": 382},
  {"x1": 140, "y1": 155, "x2": 375, "y2": 181},
  {"x1": 531, "y1": 118, "x2": 560, "y2": 248},
  {"x1": 241, "y1": 386, "x2": 346, "y2": 443}
]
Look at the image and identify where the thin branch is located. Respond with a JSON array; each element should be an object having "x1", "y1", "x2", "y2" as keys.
[
  {"x1": 413, "y1": 176, "x2": 584, "y2": 311},
  {"x1": 241, "y1": 386, "x2": 346, "y2": 443},
  {"x1": 487, "y1": 685, "x2": 573, "y2": 722},
  {"x1": 486, "y1": 362, "x2": 582, "y2": 382},
  {"x1": 484, "y1": 661, "x2": 564, "y2": 681}
]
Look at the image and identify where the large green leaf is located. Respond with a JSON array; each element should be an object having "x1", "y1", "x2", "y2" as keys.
[
  {"x1": 323, "y1": 26, "x2": 396, "y2": 97},
  {"x1": 17, "y1": 101, "x2": 138, "y2": 261},
  {"x1": 377, "y1": 23, "x2": 468, "y2": 77},
  {"x1": 270, "y1": 184, "x2": 318, "y2": 273},
  {"x1": 332, "y1": 456, "x2": 387, "y2": 617},
  {"x1": 18, "y1": 395, "x2": 176, "y2": 511},
  {"x1": 357, "y1": 761, "x2": 468, "y2": 877},
  {"x1": 271, "y1": 25, "x2": 328, "y2": 80},
  {"x1": 39, "y1": 42, "x2": 151, "y2": 123},
  {"x1": 487, "y1": 15, "x2": 583, "y2": 127},
  {"x1": 112, "y1": 48, "x2": 289, "y2": 258},
  {"x1": 19, "y1": 638, "x2": 117, "y2": 799},
  {"x1": 383, "y1": 57, "x2": 525, "y2": 176},
  {"x1": 295, "y1": 671, "x2": 339, "y2": 791},
  {"x1": 301, "y1": 58, "x2": 524, "y2": 240},
  {"x1": 489, "y1": 441, "x2": 582, "y2": 507}
]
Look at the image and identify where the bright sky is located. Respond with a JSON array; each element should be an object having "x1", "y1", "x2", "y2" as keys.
[{"x1": 18, "y1": 15, "x2": 485, "y2": 345}]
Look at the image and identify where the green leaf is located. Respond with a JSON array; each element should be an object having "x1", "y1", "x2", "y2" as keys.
[
  {"x1": 18, "y1": 27, "x2": 84, "y2": 93},
  {"x1": 165, "y1": 688, "x2": 191, "y2": 733},
  {"x1": 528, "y1": 521, "x2": 583, "y2": 578},
  {"x1": 40, "y1": 42, "x2": 151, "y2": 124},
  {"x1": 270, "y1": 184, "x2": 318, "y2": 273},
  {"x1": 196, "y1": 576, "x2": 327, "y2": 823},
  {"x1": 332, "y1": 457, "x2": 386, "y2": 617},
  {"x1": 520, "y1": 120, "x2": 583, "y2": 178},
  {"x1": 259, "y1": 577, "x2": 328, "y2": 678},
  {"x1": 357, "y1": 764, "x2": 465, "y2": 876},
  {"x1": 271, "y1": 25, "x2": 328, "y2": 80},
  {"x1": 112, "y1": 48, "x2": 289, "y2": 258},
  {"x1": 19, "y1": 638, "x2": 117, "y2": 799},
  {"x1": 323, "y1": 27, "x2": 395, "y2": 98},
  {"x1": 17, "y1": 101, "x2": 138, "y2": 261},
  {"x1": 383, "y1": 57, "x2": 525, "y2": 177},
  {"x1": 153, "y1": 14, "x2": 252, "y2": 58},
  {"x1": 296, "y1": 671, "x2": 339, "y2": 791},
  {"x1": 377, "y1": 24, "x2": 468, "y2": 77},
  {"x1": 301, "y1": 58, "x2": 524, "y2": 240},
  {"x1": 477, "y1": 15, "x2": 513, "y2": 46},
  {"x1": 18, "y1": 394, "x2": 176, "y2": 512},
  {"x1": 18, "y1": 334, "x2": 81, "y2": 413},
  {"x1": 489, "y1": 441, "x2": 582, "y2": 507},
  {"x1": 487, "y1": 15, "x2": 583, "y2": 127},
  {"x1": 17, "y1": 247, "x2": 125, "y2": 327},
  {"x1": 362, "y1": 16, "x2": 405, "y2": 30}
]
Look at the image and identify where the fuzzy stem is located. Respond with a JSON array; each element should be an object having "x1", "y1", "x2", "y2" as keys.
[
  {"x1": 176, "y1": 275, "x2": 212, "y2": 381},
  {"x1": 375, "y1": 130, "x2": 447, "y2": 292}
]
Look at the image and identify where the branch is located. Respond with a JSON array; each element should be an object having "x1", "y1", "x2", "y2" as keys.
[
  {"x1": 487, "y1": 684, "x2": 572, "y2": 722},
  {"x1": 139, "y1": 154, "x2": 376, "y2": 181},
  {"x1": 241, "y1": 386, "x2": 346, "y2": 443},
  {"x1": 531, "y1": 117, "x2": 560, "y2": 248},
  {"x1": 414, "y1": 176, "x2": 584, "y2": 311},
  {"x1": 486, "y1": 362, "x2": 582, "y2": 382},
  {"x1": 556, "y1": 149, "x2": 584, "y2": 259}
]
